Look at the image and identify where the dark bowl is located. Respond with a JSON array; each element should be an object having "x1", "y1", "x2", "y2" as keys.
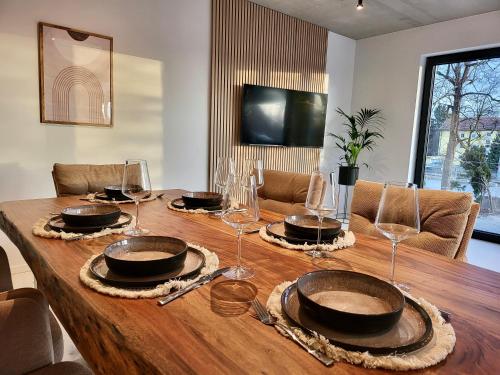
[
  {"x1": 61, "y1": 204, "x2": 121, "y2": 227},
  {"x1": 182, "y1": 192, "x2": 223, "y2": 208},
  {"x1": 104, "y1": 236, "x2": 188, "y2": 276},
  {"x1": 284, "y1": 215, "x2": 341, "y2": 240},
  {"x1": 104, "y1": 184, "x2": 140, "y2": 201},
  {"x1": 296, "y1": 270, "x2": 405, "y2": 334}
]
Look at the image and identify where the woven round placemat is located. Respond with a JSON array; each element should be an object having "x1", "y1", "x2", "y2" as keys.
[
  {"x1": 267, "y1": 281, "x2": 456, "y2": 370},
  {"x1": 259, "y1": 226, "x2": 356, "y2": 252},
  {"x1": 85, "y1": 193, "x2": 158, "y2": 204},
  {"x1": 79, "y1": 243, "x2": 219, "y2": 299},
  {"x1": 32, "y1": 215, "x2": 136, "y2": 240}
]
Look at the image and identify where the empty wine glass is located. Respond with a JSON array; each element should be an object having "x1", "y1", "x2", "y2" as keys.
[
  {"x1": 305, "y1": 171, "x2": 337, "y2": 262},
  {"x1": 215, "y1": 157, "x2": 235, "y2": 191},
  {"x1": 221, "y1": 174, "x2": 259, "y2": 280},
  {"x1": 242, "y1": 159, "x2": 264, "y2": 189},
  {"x1": 375, "y1": 182, "x2": 420, "y2": 290},
  {"x1": 121, "y1": 159, "x2": 152, "y2": 236}
]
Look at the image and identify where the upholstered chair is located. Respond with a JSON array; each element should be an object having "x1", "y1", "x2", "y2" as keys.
[
  {"x1": 349, "y1": 180, "x2": 480, "y2": 261},
  {"x1": 0, "y1": 246, "x2": 64, "y2": 362},
  {"x1": 0, "y1": 287, "x2": 92, "y2": 374},
  {"x1": 52, "y1": 163, "x2": 124, "y2": 197},
  {"x1": 257, "y1": 169, "x2": 311, "y2": 216}
]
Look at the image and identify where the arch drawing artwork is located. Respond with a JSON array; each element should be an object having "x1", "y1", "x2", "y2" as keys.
[{"x1": 38, "y1": 22, "x2": 113, "y2": 126}]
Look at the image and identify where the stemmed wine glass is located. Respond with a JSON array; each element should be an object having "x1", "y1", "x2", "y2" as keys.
[
  {"x1": 305, "y1": 171, "x2": 337, "y2": 264},
  {"x1": 375, "y1": 182, "x2": 420, "y2": 290},
  {"x1": 242, "y1": 159, "x2": 264, "y2": 189},
  {"x1": 221, "y1": 174, "x2": 259, "y2": 280},
  {"x1": 121, "y1": 159, "x2": 152, "y2": 236},
  {"x1": 215, "y1": 157, "x2": 235, "y2": 192}
]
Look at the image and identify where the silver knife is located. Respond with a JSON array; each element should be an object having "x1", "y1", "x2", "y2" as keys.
[{"x1": 157, "y1": 267, "x2": 230, "y2": 306}]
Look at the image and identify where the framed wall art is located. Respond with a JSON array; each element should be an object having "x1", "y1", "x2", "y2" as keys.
[{"x1": 38, "y1": 22, "x2": 113, "y2": 126}]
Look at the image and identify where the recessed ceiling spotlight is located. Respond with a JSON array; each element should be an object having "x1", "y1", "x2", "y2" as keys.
[{"x1": 357, "y1": 0, "x2": 364, "y2": 10}]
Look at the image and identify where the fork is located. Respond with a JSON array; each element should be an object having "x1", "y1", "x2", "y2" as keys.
[{"x1": 250, "y1": 299, "x2": 334, "y2": 367}]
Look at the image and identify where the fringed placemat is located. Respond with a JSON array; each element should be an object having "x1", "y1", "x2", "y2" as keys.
[
  {"x1": 167, "y1": 200, "x2": 215, "y2": 214},
  {"x1": 166, "y1": 199, "x2": 238, "y2": 214},
  {"x1": 32, "y1": 215, "x2": 135, "y2": 240},
  {"x1": 267, "y1": 281, "x2": 456, "y2": 371},
  {"x1": 84, "y1": 193, "x2": 159, "y2": 204},
  {"x1": 79, "y1": 243, "x2": 219, "y2": 298},
  {"x1": 259, "y1": 227, "x2": 356, "y2": 252}
]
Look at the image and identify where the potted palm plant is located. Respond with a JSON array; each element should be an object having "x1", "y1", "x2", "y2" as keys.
[{"x1": 328, "y1": 108, "x2": 384, "y2": 186}]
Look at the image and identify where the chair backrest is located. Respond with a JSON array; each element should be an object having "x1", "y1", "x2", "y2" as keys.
[
  {"x1": 257, "y1": 169, "x2": 311, "y2": 216},
  {"x1": 52, "y1": 163, "x2": 124, "y2": 197},
  {"x1": 349, "y1": 180, "x2": 478, "y2": 260}
]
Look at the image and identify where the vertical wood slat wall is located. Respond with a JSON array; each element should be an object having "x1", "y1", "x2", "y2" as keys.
[{"x1": 209, "y1": 0, "x2": 328, "y2": 189}]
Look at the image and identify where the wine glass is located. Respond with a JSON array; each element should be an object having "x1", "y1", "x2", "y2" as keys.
[
  {"x1": 221, "y1": 174, "x2": 259, "y2": 280},
  {"x1": 121, "y1": 159, "x2": 152, "y2": 236},
  {"x1": 305, "y1": 171, "x2": 337, "y2": 262},
  {"x1": 375, "y1": 182, "x2": 420, "y2": 289},
  {"x1": 215, "y1": 157, "x2": 235, "y2": 192},
  {"x1": 242, "y1": 159, "x2": 264, "y2": 189}
]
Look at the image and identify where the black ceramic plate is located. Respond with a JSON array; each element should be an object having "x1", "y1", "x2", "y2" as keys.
[
  {"x1": 47, "y1": 213, "x2": 132, "y2": 234},
  {"x1": 171, "y1": 198, "x2": 222, "y2": 211},
  {"x1": 266, "y1": 222, "x2": 341, "y2": 244},
  {"x1": 281, "y1": 283, "x2": 433, "y2": 355},
  {"x1": 94, "y1": 192, "x2": 133, "y2": 202},
  {"x1": 296, "y1": 270, "x2": 405, "y2": 334},
  {"x1": 284, "y1": 215, "x2": 341, "y2": 240},
  {"x1": 89, "y1": 247, "x2": 206, "y2": 288},
  {"x1": 104, "y1": 236, "x2": 188, "y2": 276}
]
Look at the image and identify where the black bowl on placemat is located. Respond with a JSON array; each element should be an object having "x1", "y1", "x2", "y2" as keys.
[
  {"x1": 61, "y1": 204, "x2": 121, "y2": 227},
  {"x1": 284, "y1": 215, "x2": 341, "y2": 241},
  {"x1": 104, "y1": 185, "x2": 135, "y2": 201},
  {"x1": 91, "y1": 247, "x2": 206, "y2": 288},
  {"x1": 104, "y1": 236, "x2": 188, "y2": 276},
  {"x1": 281, "y1": 283, "x2": 433, "y2": 355},
  {"x1": 181, "y1": 192, "x2": 222, "y2": 209},
  {"x1": 296, "y1": 270, "x2": 405, "y2": 334},
  {"x1": 48, "y1": 213, "x2": 132, "y2": 234}
]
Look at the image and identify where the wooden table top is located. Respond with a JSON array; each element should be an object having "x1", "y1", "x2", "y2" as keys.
[{"x1": 1, "y1": 190, "x2": 499, "y2": 374}]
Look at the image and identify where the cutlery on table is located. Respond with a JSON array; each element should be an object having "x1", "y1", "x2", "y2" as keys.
[
  {"x1": 250, "y1": 299, "x2": 334, "y2": 367},
  {"x1": 157, "y1": 267, "x2": 230, "y2": 306}
]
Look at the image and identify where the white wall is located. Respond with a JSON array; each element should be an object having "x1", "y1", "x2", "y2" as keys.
[
  {"x1": 0, "y1": 0, "x2": 210, "y2": 272},
  {"x1": 350, "y1": 10, "x2": 500, "y2": 183},
  {"x1": 321, "y1": 32, "x2": 356, "y2": 175}
]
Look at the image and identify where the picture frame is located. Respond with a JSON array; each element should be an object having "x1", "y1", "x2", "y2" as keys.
[{"x1": 38, "y1": 22, "x2": 113, "y2": 127}]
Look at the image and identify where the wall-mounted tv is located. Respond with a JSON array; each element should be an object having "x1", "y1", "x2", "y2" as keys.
[{"x1": 240, "y1": 84, "x2": 327, "y2": 147}]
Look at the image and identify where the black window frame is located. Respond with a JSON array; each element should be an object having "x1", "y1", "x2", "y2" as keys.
[{"x1": 414, "y1": 47, "x2": 500, "y2": 244}]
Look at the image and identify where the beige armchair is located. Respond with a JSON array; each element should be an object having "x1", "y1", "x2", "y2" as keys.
[
  {"x1": 349, "y1": 180, "x2": 480, "y2": 260},
  {"x1": 0, "y1": 287, "x2": 91, "y2": 374},
  {"x1": 257, "y1": 169, "x2": 311, "y2": 216},
  {"x1": 52, "y1": 163, "x2": 124, "y2": 197}
]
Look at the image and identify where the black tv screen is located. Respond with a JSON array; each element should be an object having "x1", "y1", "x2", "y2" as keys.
[{"x1": 240, "y1": 84, "x2": 327, "y2": 147}]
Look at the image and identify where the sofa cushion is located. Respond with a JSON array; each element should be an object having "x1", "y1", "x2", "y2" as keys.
[
  {"x1": 349, "y1": 180, "x2": 475, "y2": 259},
  {"x1": 52, "y1": 163, "x2": 124, "y2": 196}
]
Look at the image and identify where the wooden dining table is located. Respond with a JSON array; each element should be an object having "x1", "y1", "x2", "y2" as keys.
[{"x1": 0, "y1": 190, "x2": 499, "y2": 374}]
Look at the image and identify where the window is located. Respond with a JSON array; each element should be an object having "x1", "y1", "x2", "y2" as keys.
[{"x1": 414, "y1": 47, "x2": 500, "y2": 243}]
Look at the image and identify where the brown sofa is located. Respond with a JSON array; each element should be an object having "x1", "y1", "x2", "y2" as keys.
[
  {"x1": 349, "y1": 180, "x2": 480, "y2": 260},
  {"x1": 257, "y1": 169, "x2": 311, "y2": 216},
  {"x1": 52, "y1": 163, "x2": 124, "y2": 196}
]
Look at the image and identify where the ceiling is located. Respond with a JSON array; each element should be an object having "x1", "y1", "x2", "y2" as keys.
[{"x1": 249, "y1": 0, "x2": 500, "y2": 39}]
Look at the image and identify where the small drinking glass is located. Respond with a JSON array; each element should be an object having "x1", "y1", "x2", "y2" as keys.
[
  {"x1": 375, "y1": 182, "x2": 420, "y2": 290},
  {"x1": 121, "y1": 159, "x2": 152, "y2": 236},
  {"x1": 215, "y1": 157, "x2": 236, "y2": 191},
  {"x1": 221, "y1": 174, "x2": 259, "y2": 280},
  {"x1": 242, "y1": 159, "x2": 264, "y2": 189},
  {"x1": 305, "y1": 171, "x2": 337, "y2": 264}
]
